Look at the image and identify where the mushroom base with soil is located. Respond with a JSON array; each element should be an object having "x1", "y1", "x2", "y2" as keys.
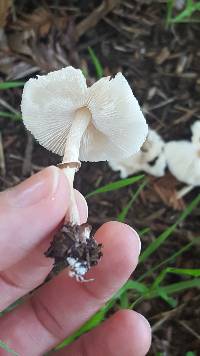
[{"x1": 44, "y1": 223, "x2": 103, "y2": 282}]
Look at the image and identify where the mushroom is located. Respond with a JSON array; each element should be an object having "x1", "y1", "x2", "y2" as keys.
[
  {"x1": 165, "y1": 120, "x2": 200, "y2": 197},
  {"x1": 191, "y1": 120, "x2": 200, "y2": 148},
  {"x1": 21, "y1": 66, "x2": 148, "y2": 281},
  {"x1": 22, "y1": 66, "x2": 148, "y2": 222},
  {"x1": 109, "y1": 129, "x2": 166, "y2": 178}
]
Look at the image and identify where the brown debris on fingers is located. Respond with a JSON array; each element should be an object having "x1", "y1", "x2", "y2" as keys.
[{"x1": 44, "y1": 223, "x2": 103, "y2": 282}]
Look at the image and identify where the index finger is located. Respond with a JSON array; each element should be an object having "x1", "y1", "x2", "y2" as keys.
[{"x1": 0, "y1": 167, "x2": 70, "y2": 270}]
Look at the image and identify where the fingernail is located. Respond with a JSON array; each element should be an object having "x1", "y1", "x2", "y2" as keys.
[
  {"x1": 8, "y1": 166, "x2": 60, "y2": 208},
  {"x1": 135, "y1": 312, "x2": 151, "y2": 331},
  {"x1": 74, "y1": 190, "x2": 88, "y2": 224},
  {"x1": 125, "y1": 225, "x2": 141, "y2": 255}
]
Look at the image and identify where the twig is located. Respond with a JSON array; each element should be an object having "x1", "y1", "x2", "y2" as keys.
[
  {"x1": 76, "y1": 0, "x2": 121, "y2": 39},
  {"x1": 179, "y1": 320, "x2": 200, "y2": 341},
  {"x1": 9, "y1": 153, "x2": 45, "y2": 172},
  {"x1": 0, "y1": 98, "x2": 19, "y2": 115},
  {"x1": 152, "y1": 303, "x2": 185, "y2": 332},
  {"x1": 0, "y1": 132, "x2": 6, "y2": 176},
  {"x1": 22, "y1": 131, "x2": 33, "y2": 176},
  {"x1": 176, "y1": 185, "x2": 194, "y2": 199}
]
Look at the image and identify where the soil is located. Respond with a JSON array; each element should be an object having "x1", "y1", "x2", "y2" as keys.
[{"x1": 0, "y1": 1, "x2": 200, "y2": 355}]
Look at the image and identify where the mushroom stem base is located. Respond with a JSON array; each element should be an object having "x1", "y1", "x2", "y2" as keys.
[{"x1": 44, "y1": 223, "x2": 103, "y2": 282}]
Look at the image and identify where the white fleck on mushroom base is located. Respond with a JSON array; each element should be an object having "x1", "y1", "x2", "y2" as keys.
[
  {"x1": 21, "y1": 66, "x2": 148, "y2": 282},
  {"x1": 67, "y1": 258, "x2": 90, "y2": 281}
]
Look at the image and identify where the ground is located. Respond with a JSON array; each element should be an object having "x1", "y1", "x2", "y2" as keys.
[{"x1": 0, "y1": 1, "x2": 200, "y2": 355}]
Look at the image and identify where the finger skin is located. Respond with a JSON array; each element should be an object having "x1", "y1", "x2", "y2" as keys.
[
  {"x1": 0, "y1": 190, "x2": 88, "y2": 311},
  {"x1": 56, "y1": 310, "x2": 151, "y2": 356},
  {"x1": 0, "y1": 166, "x2": 70, "y2": 270},
  {"x1": 0, "y1": 222, "x2": 141, "y2": 356}
]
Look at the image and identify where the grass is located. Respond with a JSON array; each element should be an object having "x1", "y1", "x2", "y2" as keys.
[
  {"x1": 167, "y1": 0, "x2": 200, "y2": 23},
  {"x1": 117, "y1": 179, "x2": 148, "y2": 222},
  {"x1": 0, "y1": 340, "x2": 19, "y2": 355},
  {"x1": 86, "y1": 174, "x2": 144, "y2": 198},
  {"x1": 0, "y1": 81, "x2": 23, "y2": 122},
  {"x1": 139, "y1": 194, "x2": 200, "y2": 263},
  {"x1": 88, "y1": 47, "x2": 104, "y2": 79},
  {"x1": 0, "y1": 82, "x2": 24, "y2": 90},
  {"x1": 0, "y1": 111, "x2": 21, "y2": 121}
]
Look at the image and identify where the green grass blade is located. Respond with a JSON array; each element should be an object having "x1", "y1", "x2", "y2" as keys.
[
  {"x1": 0, "y1": 340, "x2": 19, "y2": 355},
  {"x1": 56, "y1": 299, "x2": 115, "y2": 349},
  {"x1": 57, "y1": 308, "x2": 105, "y2": 348},
  {"x1": 56, "y1": 277, "x2": 199, "y2": 350},
  {"x1": 86, "y1": 175, "x2": 144, "y2": 198},
  {"x1": 56, "y1": 280, "x2": 148, "y2": 349},
  {"x1": 166, "y1": 267, "x2": 200, "y2": 278},
  {"x1": 132, "y1": 279, "x2": 200, "y2": 307},
  {"x1": 0, "y1": 297, "x2": 26, "y2": 318},
  {"x1": 139, "y1": 227, "x2": 151, "y2": 236},
  {"x1": 186, "y1": 352, "x2": 197, "y2": 356},
  {"x1": 0, "y1": 111, "x2": 21, "y2": 121},
  {"x1": 150, "y1": 267, "x2": 200, "y2": 291},
  {"x1": 116, "y1": 280, "x2": 149, "y2": 309},
  {"x1": 0, "y1": 82, "x2": 24, "y2": 90},
  {"x1": 148, "y1": 278, "x2": 200, "y2": 299},
  {"x1": 117, "y1": 179, "x2": 147, "y2": 222},
  {"x1": 139, "y1": 194, "x2": 200, "y2": 263},
  {"x1": 123, "y1": 280, "x2": 149, "y2": 294},
  {"x1": 156, "y1": 288, "x2": 177, "y2": 308},
  {"x1": 151, "y1": 269, "x2": 168, "y2": 290},
  {"x1": 119, "y1": 292, "x2": 129, "y2": 309},
  {"x1": 166, "y1": 0, "x2": 174, "y2": 24},
  {"x1": 88, "y1": 47, "x2": 104, "y2": 79},
  {"x1": 167, "y1": 0, "x2": 200, "y2": 23},
  {"x1": 138, "y1": 236, "x2": 200, "y2": 282}
]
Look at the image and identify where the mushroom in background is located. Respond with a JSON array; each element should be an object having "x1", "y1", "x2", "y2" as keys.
[
  {"x1": 109, "y1": 129, "x2": 166, "y2": 178},
  {"x1": 165, "y1": 120, "x2": 200, "y2": 198},
  {"x1": 21, "y1": 66, "x2": 148, "y2": 281},
  {"x1": 191, "y1": 120, "x2": 200, "y2": 148}
]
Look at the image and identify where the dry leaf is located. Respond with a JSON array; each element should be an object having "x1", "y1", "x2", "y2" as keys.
[
  {"x1": 14, "y1": 7, "x2": 68, "y2": 38},
  {"x1": 0, "y1": 0, "x2": 11, "y2": 28},
  {"x1": 152, "y1": 174, "x2": 186, "y2": 211},
  {"x1": 156, "y1": 47, "x2": 170, "y2": 65}
]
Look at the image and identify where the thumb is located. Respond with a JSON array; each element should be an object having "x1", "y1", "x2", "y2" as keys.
[{"x1": 0, "y1": 166, "x2": 87, "y2": 271}]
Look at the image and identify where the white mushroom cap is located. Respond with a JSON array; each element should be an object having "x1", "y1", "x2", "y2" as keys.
[
  {"x1": 165, "y1": 140, "x2": 200, "y2": 186},
  {"x1": 109, "y1": 129, "x2": 166, "y2": 178},
  {"x1": 191, "y1": 120, "x2": 200, "y2": 148},
  {"x1": 21, "y1": 66, "x2": 148, "y2": 162}
]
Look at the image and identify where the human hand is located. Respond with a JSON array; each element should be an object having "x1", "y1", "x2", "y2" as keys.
[{"x1": 0, "y1": 167, "x2": 151, "y2": 356}]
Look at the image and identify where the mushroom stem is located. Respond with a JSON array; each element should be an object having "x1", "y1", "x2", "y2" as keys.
[{"x1": 62, "y1": 107, "x2": 91, "y2": 225}]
